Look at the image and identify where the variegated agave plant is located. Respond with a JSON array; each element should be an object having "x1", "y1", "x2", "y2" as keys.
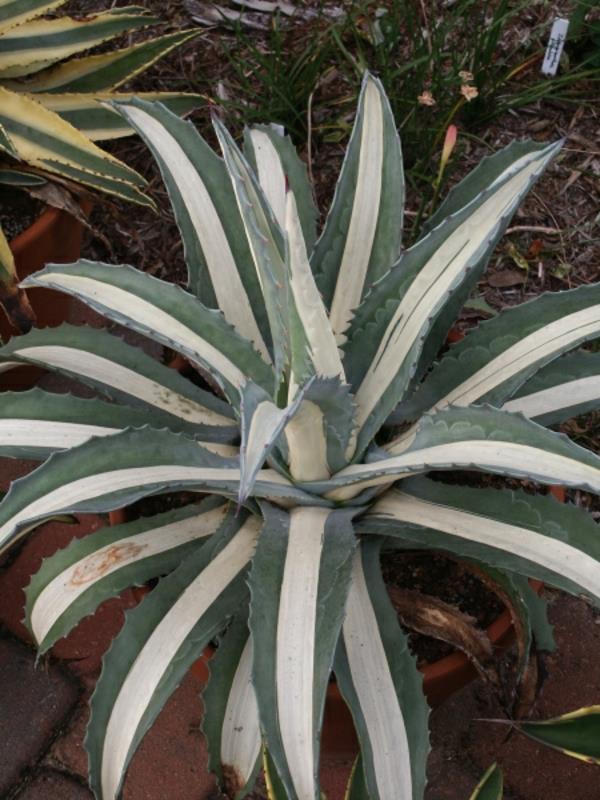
[{"x1": 1, "y1": 74, "x2": 600, "y2": 800}]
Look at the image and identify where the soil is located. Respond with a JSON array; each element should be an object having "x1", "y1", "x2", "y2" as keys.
[
  {"x1": 0, "y1": 189, "x2": 43, "y2": 241},
  {"x1": 125, "y1": 490, "x2": 203, "y2": 520}
]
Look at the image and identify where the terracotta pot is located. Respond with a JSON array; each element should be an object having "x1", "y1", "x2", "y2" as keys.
[{"x1": 2, "y1": 203, "x2": 91, "y2": 390}]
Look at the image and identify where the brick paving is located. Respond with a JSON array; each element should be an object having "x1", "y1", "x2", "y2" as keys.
[{"x1": 0, "y1": 637, "x2": 78, "y2": 796}]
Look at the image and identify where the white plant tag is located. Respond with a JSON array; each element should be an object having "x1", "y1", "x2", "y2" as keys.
[{"x1": 542, "y1": 17, "x2": 570, "y2": 76}]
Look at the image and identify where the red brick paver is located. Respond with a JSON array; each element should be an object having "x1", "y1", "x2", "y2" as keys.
[
  {"x1": 0, "y1": 637, "x2": 78, "y2": 796},
  {"x1": 13, "y1": 770, "x2": 92, "y2": 799}
]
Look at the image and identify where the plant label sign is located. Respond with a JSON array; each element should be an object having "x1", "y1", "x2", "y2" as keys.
[{"x1": 542, "y1": 17, "x2": 570, "y2": 76}]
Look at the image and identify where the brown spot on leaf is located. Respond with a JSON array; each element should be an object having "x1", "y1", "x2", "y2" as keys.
[{"x1": 70, "y1": 543, "x2": 145, "y2": 586}]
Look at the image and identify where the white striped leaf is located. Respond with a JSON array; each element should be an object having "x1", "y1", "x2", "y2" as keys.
[
  {"x1": 214, "y1": 116, "x2": 290, "y2": 385},
  {"x1": 284, "y1": 377, "x2": 357, "y2": 480},
  {"x1": 344, "y1": 140, "x2": 562, "y2": 456},
  {"x1": 285, "y1": 190, "x2": 345, "y2": 391},
  {"x1": 0, "y1": 323, "x2": 237, "y2": 438},
  {"x1": 0, "y1": 86, "x2": 152, "y2": 205},
  {"x1": 239, "y1": 380, "x2": 310, "y2": 503},
  {"x1": 426, "y1": 141, "x2": 555, "y2": 234},
  {"x1": 504, "y1": 350, "x2": 600, "y2": 426},
  {"x1": 21, "y1": 261, "x2": 275, "y2": 403},
  {"x1": 312, "y1": 72, "x2": 404, "y2": 340},
  {"x1": 36, "y1": 91, "x2": 202, "y2": 141},
  {"x1": 248, "y1": 502, "x2": 357, "y2": 799},
  {"x1": 391, "y1": 283, "x2": 600, "y2": 429},
  {"x1": 334, "y1": 541, "x2": 429, "y2": 800},
  {"x1": 0, "y1": 426, "x2": 325, "y2": 557},
  {"x1": 412, "y1": 142, "x2": 557, "y2": 377},
  {"x1": 0, "y1": 1, "x2": 68, "y2": 35},
  {"x1": 0, "y1": 6, "x2": 155, "y2": 77},
  {"x1": 469, "y1": 764, "x2": 503, "y2": 800},
  {"x1": 113, "y1": 100, "x2": 271, "y2": 359},
  {"x1": 202, "y1": 616, "x2": 261, "y2": 799},
  {"x1": 359, "y1": 476, "x2": 600, "y2": 604},
  {"x1": 245, "y1": 124, "x2": 317, "y2": 251},
  {"x1": 0, "y1": 389, "x2": 238, "y2": 458},
  {"x1": 25, "y1": 497, "x2": 227, "y2": 653},
  {"x1": 315, "y1": 405, "x2": 600, "y2": 502},
  {"x1": 10, "y1": 30, "x2": 200, "y2": 92},
  {"x1": 86, "y1": 508, "x2": 261, "y2": 800}
]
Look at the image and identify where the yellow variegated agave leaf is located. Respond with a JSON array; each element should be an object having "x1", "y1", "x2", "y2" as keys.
[
  {"x1": 0, "y1": 222, "x2": 35, "y2": 331},
  {"x1": 0, "y1": 1, "x2": 200, "y2": 203}
]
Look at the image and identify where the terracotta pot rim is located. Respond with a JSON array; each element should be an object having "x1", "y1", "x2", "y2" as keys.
[{"x1": 9, "y1": 204, "x2": 63, "y2": 255}]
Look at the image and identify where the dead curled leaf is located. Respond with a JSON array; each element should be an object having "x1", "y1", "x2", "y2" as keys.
[
  {"x1": 387, "y1": 585, "x2": 500, "y2": 687},
  {"x1": 488, "y1": 270, "x2": 526, "y2": 288}
]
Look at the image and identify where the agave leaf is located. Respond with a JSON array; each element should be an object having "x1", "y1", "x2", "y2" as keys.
[
  {"x1": 0, "y1": 118, "x2": 16, "y2": 156},
  {"x1": 21, "y1": 261, "x2": 275, "y2": 403},
  {"x1": 360, "y1": 476, "x2": 600, "y2": 605},
  {"x1": 0, "y1": 323, "x2": 237, "y2": 438},
  {"x1": 334, "y1": 541, "x2": 429, "y2": 800},
  {"x1": 0, "y1": 0, "x2": 68, "y2": 35},
  {"x1": 35, "y1": 91, "x2": 202, "y2": 141},
  {"x1": 248, "y1": 502, "x2": 356, "y2": 799},
  {"x1": 285, "y1": 377, "x2": 357, "y2": 479},
  {"x1": 26, "y1": 497, "x2": 228, "y2": 653},
  {"x1": 320, "y1": 405, "x2": 600, "y2": 502},
  {"x1": 86, "y1": 509, "x2": 260, "y2": 799},
  {"x1": 0, "y1": 6, "x2": 156, "y2": 78},
  {"x1": 469, "y1": 763, "x2": 503, "y2": 800},
  {"x1": 514, "y1": 706, "x2": 600, "y2": 764},
  {"x1": 0, "y1": 426, "x2": 322, "y2": 557},
  {"x1": 0, "y1": 388, "x2": 237, "y2": 458},
  {"x1": 425, "y1": 141, "x2": 553, "y2": 235},
  {"x1": 0, "y1": 218, "x2": 17, "y2": 287},
  {"x1": 238, "y1": 379, "x2": 312, "y2": 503},
  {"x1": 8, "y1": 29, "x2": 200, "y2": 92},
  {"x1": 504, "y1": 350, "x2": 600, "y2": 426},
  {"x1": 345, "y1": 140, "x2": 561, "y2": 456},
  {"x1": 245, "y1": 123, "x2": 318, "y2": 251},
  {"x1": 409, "y1": 141, "x2": 558, "y2": 394},
  {"x1": 0, "y1": 221, "x2": 35, "y2": 331},
  {"x1": 202, "y1": 616, "x2": 261, "y2": 799},
  {"x1": 0, "y1": 87, "x2": 151, "y2": 205},
  {"x1": 214, "y1": 116, "x2": 290, "y2": 385},
  {"x1": 312, "y1": 72, "x2": 404, "y2": 340},
  {"x1": 113, "y1": 100, "x2": 271, "y2": 357},
  {"x1": 344, "y1": 756, "x2": 370, "y2": 800},
  {"x1": 39, "y1": 157, "x2": 152, "y2": 205},
  {"x1": 263, "y1": 749, "x2": 289, "y2": 800},
  {"x1": 0, "y1": 166, "x2": 45, "y2": 184},
  {"x1": 392, "y1": 283, "x2": 600, "y2": 428},
  {"x1": 285, "y1": 189, "x2": 345, "y2": 391}
]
